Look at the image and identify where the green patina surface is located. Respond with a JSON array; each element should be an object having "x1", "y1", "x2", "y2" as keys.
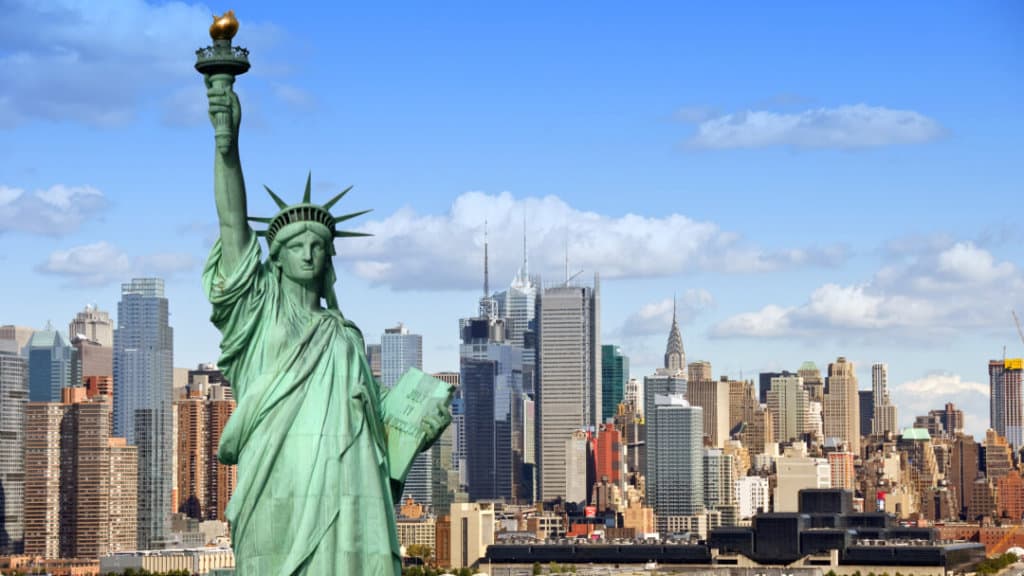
[{"x1": 197, "y1": 18, "x2": 452, "y2": 575}]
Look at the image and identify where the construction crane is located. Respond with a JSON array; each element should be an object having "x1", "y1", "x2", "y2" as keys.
[{"x1": 1013, "y1": 310, "x2": 1024, "y2": 348}]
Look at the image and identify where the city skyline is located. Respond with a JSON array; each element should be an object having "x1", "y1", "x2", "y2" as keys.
[{"x1": 2, "y1": 1, "x2": 1022, "y2": 442}]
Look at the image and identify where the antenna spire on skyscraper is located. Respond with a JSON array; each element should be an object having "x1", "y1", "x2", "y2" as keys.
[{"x1": 483, "y1": 219, "x2": 490, "y2": 297}]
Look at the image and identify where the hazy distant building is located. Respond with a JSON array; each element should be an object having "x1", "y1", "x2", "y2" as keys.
[
  {"x1": 113, "y1": 278, "x2": 173, "y2": 549},
  {"x1": 859, "y1": 390, "x2": 874, "y2": 438},
  {"x1": 931, "y1": 403, "x2": 965, "y2": 438},
  {"x1": 28, "y1": 327, "x2": 73, "y2": 402},
  {"x1": 824, "y1": 357, "x2": 860, "y2": 454},
  {"x1": 536, "y1": 277, "x2": 600, "y2": 502},
  {"x1": 990, "y1": 359, "x2": 1023, "y2": 450},
  {"x1": 664, "y1": 299, "x2": 685, "y2": 373},
  {"x1": 798, "y1": 362, "x2": 825, "y2": 403},
  {"x1": 872, "y1": 363, "x2": 898, "y2": 437},
  {"x1": 601, "y1": 345, "x2": 628, "y2": 423},
  {"x1": 0, "y1": 343, "x2": 27, "y2": 554},
  {"x1": 767, "y1": 374, "x2": 807, "y2": 443},
  {"x1": 69, "y1": 305, "x2": 114, "y2": 348}
]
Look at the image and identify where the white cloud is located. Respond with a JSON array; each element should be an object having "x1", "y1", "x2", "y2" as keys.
[
  {"x1": 272, "y1": 83, "x2": 316, "y2": 111},
  {"x1": 621, "y1": 290, "x2": 715, "y2": 337},
  {"x1": 38, "y1": 241, "x2": 196, "y2": 287},
  {"x1": 0, "y1": 184, "x2": 107, "y2": 235},
  {"x1": 334, "y1": 191, "x2": 850, "y2": 290},
  {"x1": 685, "y1": 104, "x2": 943, "y2": 150},
  {"x1": 712, "y1": 240, "x2": 1022, "y2": 341},
  {"x1": 891, "y1": 373, "x2": 989, "y2": 437},
  {"x1": 0, "y1": 0, "x2": 283, "y2": 127}
]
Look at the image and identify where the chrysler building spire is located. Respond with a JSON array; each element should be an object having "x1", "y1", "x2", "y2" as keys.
[{"x1": 664, "y1": 294, "x2": 685, "y2": 372}]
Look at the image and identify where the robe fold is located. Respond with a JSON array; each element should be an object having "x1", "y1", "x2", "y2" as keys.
[{"x1": 203, "y1": 235, "x2": 401, "y2": 575}]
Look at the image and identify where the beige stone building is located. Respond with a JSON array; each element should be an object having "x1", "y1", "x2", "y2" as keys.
[
  {"x1": 824, "y1": 357, "x2": 860, "y2": 455},
  {"x1": 23, "y1": 390, "x2": 137, "y2": 559},
  {"x1": 450, "y1": 502, "x2": 495, "y2": 569}
]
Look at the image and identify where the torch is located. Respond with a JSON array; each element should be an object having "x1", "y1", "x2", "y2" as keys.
[{"x1": 195, "y1": 11, "x2": 250, "y2": 154}]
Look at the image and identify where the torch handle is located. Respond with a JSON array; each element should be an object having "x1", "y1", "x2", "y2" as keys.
[{"x1": 208, "y1": 73, "x2": 237, "y2": 154}]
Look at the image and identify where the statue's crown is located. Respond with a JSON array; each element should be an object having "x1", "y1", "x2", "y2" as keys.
[{"x1": 248, "y1": 173, "x2": 372, "y2": 245}]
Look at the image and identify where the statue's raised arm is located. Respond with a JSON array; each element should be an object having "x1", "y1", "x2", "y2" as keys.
[{"x1": 206, "y1": 75, "x2": 251, "y2": 274}]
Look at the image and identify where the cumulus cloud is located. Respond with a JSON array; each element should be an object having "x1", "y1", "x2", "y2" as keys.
[
  {"x1": 711, "y1": 240, "x2": 1023, "y2": 341},
  {"x1": 0, "y1": 184, "x2": 107, "y2": 235},
  {"x1": 38, "y1": 241, "x2": 197, "y2": 287},
  {"x1": 684, "y1": 104, "x2": 943, "y2": 150},
  {"x1": 334, "y1": 191, "x2": 850, "y2": 290},
  {"x1": 891, "y1": 373, "x2": 989, "y2": 437},
  {"x1": 0, "y1": 0, "x2": 283, "y2": 127},
  {"x1": 621, "y1": 290, "x2": 715, "y2": 337}
]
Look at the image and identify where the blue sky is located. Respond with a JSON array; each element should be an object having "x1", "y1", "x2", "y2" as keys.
[{"x1": 1, "y1": 1, "x2": 1021, "y2": 436}]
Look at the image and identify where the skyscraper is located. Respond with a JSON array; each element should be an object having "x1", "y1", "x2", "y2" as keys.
[
  {"x1": 382, "y1": 324, "x2": 431, "y2": 507},
  {"x1": 664, "y1": 299, "x2": 685, "y2": 373},
  {"x1": 990, "y1": 359, "x2": 1023, "y2": 450},
  {"x1": 871, "y1": 362, "x2": 898, "y2": 437},
  {"x1": 858, "y1": 390, "x2": 874, "y2": 438},
  {"x1": 175, "y1": 366, "x2": 236, "y2": 522},
  {"x1": 643, "y1": 361, "x2": 687, "y2": 501},
  {"x1": 798, "y1": 362, "x2": 825, "y2": 403},
  {"x1": 381, "y1": 324, "x2": 422, "y2": 389},
  {"x1": 28, "y1": 327, "x2": 73, "y2": 402},
  {"x1": 600, "y1": 345, "x2": 628, "y2": 423},
  {"x1": 69, "y1": 305, "x2": 114, "y2": 347},
  {"x1": 536, "y1": 277, "x2": 600, "y2": 502},
  {"x1": 767, "y1": 374, "x2": 808, "y2": 443},
  {"x1": 114, "y1": 278, "x2": 173, "y2": 549},
  {"x1": 687, "y1": 376, "x2": 730, "y2": 448},
  {"x1": 0, "y1": 340, "x2": 27, "y2": 554},
  {"x1": 651, "y1": 394, "x2": 703, "y2": 533},
  {"x1": 824, "y1": 357, "x2": 860, "y2": 454},
  {"x1": 23, "y1": 389, "x2": 138, "y2": 558}
]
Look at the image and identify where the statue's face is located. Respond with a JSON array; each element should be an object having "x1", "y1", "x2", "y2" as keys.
[{"x1": 275, "y1": 226, "x2": 328, "y2": 284}]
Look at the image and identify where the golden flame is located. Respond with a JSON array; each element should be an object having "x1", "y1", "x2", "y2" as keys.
[{"x1": 209, "y1": 10, "x2": 239, "y2": 41}]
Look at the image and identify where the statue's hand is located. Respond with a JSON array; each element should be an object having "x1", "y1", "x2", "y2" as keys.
[
  {"x1": 420, "y1": 403, "x2": 452, "y2": 445},
  {"x1": 205, "y1": 73, "x2": 241, "y2": 155}
]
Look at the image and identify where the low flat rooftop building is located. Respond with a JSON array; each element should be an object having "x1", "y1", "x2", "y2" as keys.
[{"x1": 100, "y1": 547, "x2": 234, "y2": 575}]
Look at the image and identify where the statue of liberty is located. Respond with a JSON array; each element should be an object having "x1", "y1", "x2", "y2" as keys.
[{"x1": 197, "y1": 12, "x2": 452, "y2": 575}]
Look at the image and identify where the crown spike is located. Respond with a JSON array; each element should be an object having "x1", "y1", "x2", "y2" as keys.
[
  {"x1": 334, "y1": 208, "x2": 373, "y2": 224},
  {"x1": 323, "y1": 185, "x2": 354, "y2": 210},
  {"x1": 303, "y1": 171, "x2": 312, "y2": 203},
  {"x1": 264, "y1": 185, "x2": 288, "y2": 209},
  {"x1": 334, "y1": 230, "x2": 373, "y2": 238}
]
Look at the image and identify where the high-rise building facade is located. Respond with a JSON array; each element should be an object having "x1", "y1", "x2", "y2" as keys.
[
  {"x1": 175, "y1": 367, "x2": 236, "y2": 523},
  {"x1": 114, "y1": 278, "x2": 173, "y2": 549},
  {"x1": 871, "y1": 362, "x2": 898, "y2": 437},
  {"x1": 536, "y1": 278, "x2": 600, "y2": 502},
  {"x1": 767, "y1": 374, "x2": 807, "y2": 443},
  {"x1": 990, "y1": 359, "x2": 1023, "y2": 450},
  {"x1": 687, "y1": 377, "x2": 730, "y2": 448},
  {"x1": 69, "y1": 306, "x2": 113, "y2": 348},
  {"x1": 382, "y1": 324, "x2": 431, "y2": 507},
  {"x1": 461, "y1": 337, "x2": 524, "y2": 503},
  {"x1": 28, "y1": 327, "x2": 73, "y2": 402},
  {"x1": 703, "y1": 449, "x2": 737, "y2": 527},
  {"x1": 651, "y1": 394, "x2": 703, "y2": 532},
  {"x1": 601, "y1": 345, "x2": 628, "y2": 423},
  {"x1": 23, "y1": 391, "x2": 138, "y2": 559},
  {"x1": 824, "y1": 357, "x2": 860, "y2": 455},
  {"x1": 0, "y1": 343, "x2": 27, "y2": 555},
  {"x1": 381, "y1": 324, "x2": 423, "y2": 389},
  {"x1": 798, "y1": 362, "x2": 825, "y2": 403}
]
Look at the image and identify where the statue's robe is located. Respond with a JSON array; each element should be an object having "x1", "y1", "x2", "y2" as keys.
[{"x1": 203, "y1": 235, "x2": 401, "y2": 575}]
